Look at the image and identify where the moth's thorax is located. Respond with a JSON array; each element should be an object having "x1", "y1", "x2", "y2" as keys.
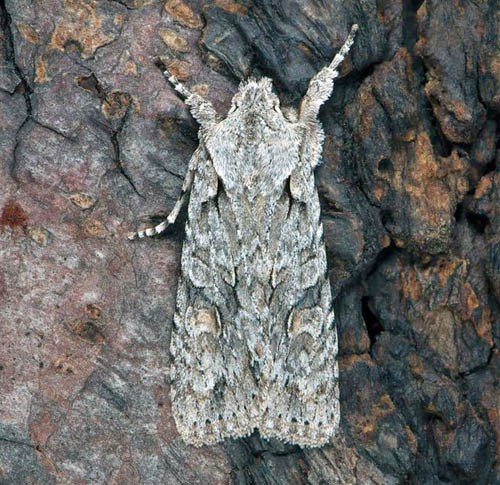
[{"x1": 206, "y1": 111, "x2": 302, "y2": 199}]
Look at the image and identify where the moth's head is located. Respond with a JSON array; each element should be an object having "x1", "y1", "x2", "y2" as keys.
[{"x1": 228, "y1": 77, "x2": 282, "y2": 120}]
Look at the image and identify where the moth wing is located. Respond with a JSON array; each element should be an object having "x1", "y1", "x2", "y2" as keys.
[
  {"x1": 170, "y1": 146, "x2": 259, "y2": 446},
  {"x1": 262, "y1": 145, "x2": 340, "y2": 448}
]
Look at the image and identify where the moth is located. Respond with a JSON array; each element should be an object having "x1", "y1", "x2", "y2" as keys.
[{"x1": 129, "y1": 24, "x2": 359, "y2": 447}]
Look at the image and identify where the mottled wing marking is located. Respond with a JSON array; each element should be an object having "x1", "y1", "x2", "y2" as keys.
[{"x1": 130, "y1": 25, "x2": 358, "y2": 447}]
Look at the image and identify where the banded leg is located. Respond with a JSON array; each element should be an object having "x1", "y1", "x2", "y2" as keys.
[
  {"x1": 299, "y1": 24, "x2": 358, "y2": 122},
  {"x1": 128, "y1": 167, "x2": 194, "y2": 240},
  {"x1": 164, "y1": 69, "x2": 219, "y2": 129},
  {"x1": 128, "y1": 65, "x2": 218, "y2": 241},
  {"x1": 164, "y1": 71, "x2": 192, "y2": 98}
]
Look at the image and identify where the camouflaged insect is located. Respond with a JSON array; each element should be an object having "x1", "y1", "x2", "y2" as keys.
[{"x1": 130, "y1": 25, "x2": 359, "y2": 447}]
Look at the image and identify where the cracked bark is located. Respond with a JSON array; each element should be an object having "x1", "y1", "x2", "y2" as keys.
[
  {"x1": 111, "y1": 111, "x2": 144, "y2": 198},
  {"x1": 1, "y1": 1, "x2": 32, "y2": 182},
  {"x1": 0, "y1": 1, "x2": 498, "y2": 484}
]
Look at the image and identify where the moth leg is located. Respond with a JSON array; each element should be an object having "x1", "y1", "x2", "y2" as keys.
[
  {"x1": 299, "y1": 24, "x2": 358, "y2": 122},
  {"x1": 163, "y1": 69, "x2": 219, "y2": 128},
  {"x1": 127, "y1": 166, "x2": 194, "y2": 240}
]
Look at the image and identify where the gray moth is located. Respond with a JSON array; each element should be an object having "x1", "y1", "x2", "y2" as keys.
[{"x1": 129, "y1": 24, "x2": 359, "y2": 448}]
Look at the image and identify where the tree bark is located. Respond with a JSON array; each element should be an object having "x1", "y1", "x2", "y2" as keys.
[{"x1": 0, "y1": 0, "x2": 498, "y2": 483}]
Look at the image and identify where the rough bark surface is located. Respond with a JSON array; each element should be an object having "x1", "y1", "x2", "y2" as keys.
[{"x1": 0, "y1": 1, "x2": 498, "y2": 484}]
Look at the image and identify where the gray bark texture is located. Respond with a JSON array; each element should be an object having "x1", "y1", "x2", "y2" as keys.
[{"x1": 0, "y1": 0, "x2": 498, "y2": 484}]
